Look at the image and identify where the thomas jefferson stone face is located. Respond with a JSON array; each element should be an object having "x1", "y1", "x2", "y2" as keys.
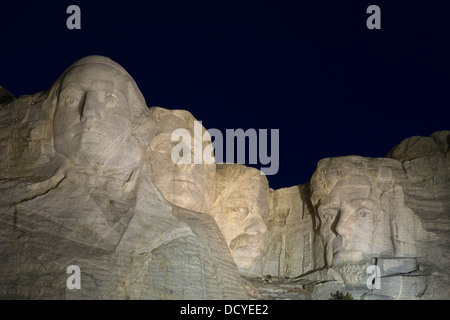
[
  {"x1": 53, "y1": 64, "x2": 140, "y2": 171},
  {"x1": 152, "y1": 136, "x2": 212, "y2": 212},
  {"x1": 150, "y1": 108, "x2": 216, "y2": 214}
]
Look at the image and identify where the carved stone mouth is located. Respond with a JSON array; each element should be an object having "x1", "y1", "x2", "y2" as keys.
[
  {"x1": 173, "y1": 179, "x2": 197, "y2": 185},
  {"x1": 73, "y1": 127, "x2": 109, "y2": 138}
]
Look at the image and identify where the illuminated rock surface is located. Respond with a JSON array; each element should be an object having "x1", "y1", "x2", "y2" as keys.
[
  {"x1": 210, "y1": 164, "x2": 313, "y2": 280},
  {"x1": 0, "y1": 55, "x2": 448, "y2": 300},
  {"x1": 0, "y1": 56, "x2": 250, "y2": 299},
  {"x1": 149, "y1": 106, "x2": 216, "y2": 214}
]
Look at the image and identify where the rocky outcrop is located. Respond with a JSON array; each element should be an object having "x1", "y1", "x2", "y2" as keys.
[
  {"x1": 0, "y1": 85, "x2": 15, "y2": 105},
  {"x1": 0, "y1": 56, "x2": 250, "y2": 299},
  {"x1": 1, "y1": 55, "x2": 448, "y2": 300}
]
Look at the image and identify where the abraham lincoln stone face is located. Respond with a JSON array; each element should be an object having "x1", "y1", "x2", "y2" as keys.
[
  {"x1": 311, "y1": 157, "x2": 404, "y2": 267},
  {"x1": 316, "y1": 179, "x2": 392, "y2": 266}
]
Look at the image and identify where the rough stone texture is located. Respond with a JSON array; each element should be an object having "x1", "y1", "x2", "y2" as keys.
[
  {"x1": 385, "y1": 130, "x2": 450, "y2": 299},
  {"x1": 293, "y1": 132, "x2": 450, "y2": 300},
  {"x1": 310, "y1": 156, "x2": 434, "y2": 267},
  {"x1": 0, "y1": 56, "x2": 251, "y2": 299},
  {"x1": 210, "y1": 164, "x2": 270, "y2": 277},
  {"x1": 240, "y1": 133, "x2": 449, "y2": 300},
  {"x1": 385, "y1": 131, "x2": 450, "y2": 162},
  {"x1": 1, "y1": 55, "x2": 448, "y2": 300},
  {"x1": 209, "y1": 164, "x2": 314, "y2": 299},
  {"x1": 263, "y1": 184, "x2": 313, "y2": 278}
]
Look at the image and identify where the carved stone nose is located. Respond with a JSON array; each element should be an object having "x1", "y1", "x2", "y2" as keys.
[
  {"x1": 80, "y1": 91, "x2": 100, "y2": 122},
  {"x1": 243, "y1": 213, "x2": 267, "y2": 235},
  {"x1": 334, "y1": 219, "x2": 344, "y2": 237},
  {"x1": 333, "y1": 209, "x2": 346, "y2": 237}
]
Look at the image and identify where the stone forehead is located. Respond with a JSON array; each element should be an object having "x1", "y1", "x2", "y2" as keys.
[
  {"x1": 314, "y1": 156, "x2": 400, "y2": 181},
  {"x1": 57, "y1": 56, "x2": 141, "y2": 100},
  {"x1": 310, "y1": 156, "x2": 403, "y2": 205},
  {"x1": 216, "y1": 164, "x2": 265, "y2": 179},
  {"x1": 51, "y1": 56, "x2": 149, "y2": 121},
  {"x1": 151, "y1": 107, "x2": 196, "y2": 123},
  {"x1": 215, "y1": 164, "x2": 269, "y2": 192}
]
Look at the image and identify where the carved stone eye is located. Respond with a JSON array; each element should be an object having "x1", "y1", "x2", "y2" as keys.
[
  {"x1": 105, "y1": 93, "x2": 118, "y2": 105},
  {"x1": 323, "y1": 212, "x2": 334, "y2": 222},
  {"x1": 358, "y1": 210, "x2": 370, "y2": 218},
  {"x1": 230, "y1": 207, "x2": 248, "y2": 219},
  {"x1": 65, "y1": 96, "x2": 74, "y2": 105}
]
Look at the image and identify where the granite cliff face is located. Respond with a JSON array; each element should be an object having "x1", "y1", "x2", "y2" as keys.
[
  {"x1": 0, "y1": 56, "x2": 250, "y2": 299},
  {"x1": 0, "y1": 55, "x2": 448, "y2": 299}
]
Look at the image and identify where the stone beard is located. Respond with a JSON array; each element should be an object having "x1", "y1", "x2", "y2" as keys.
[{"x1": 330, "y1": 259, "x2": 374, "y2": 285}]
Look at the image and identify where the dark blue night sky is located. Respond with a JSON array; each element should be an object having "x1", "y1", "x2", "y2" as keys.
[{"x1": 1, "y1": 0, "x2": 449, "y2": 189}]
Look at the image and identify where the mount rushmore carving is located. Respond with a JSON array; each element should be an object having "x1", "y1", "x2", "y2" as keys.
[{"x1": 1, "y1": 56, "x2": 448, "y2": 299}]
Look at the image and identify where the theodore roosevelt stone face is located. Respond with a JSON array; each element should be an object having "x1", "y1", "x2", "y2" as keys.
[{"x1": 211, "y1": 165, "x2": 268, "y2": 275}]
